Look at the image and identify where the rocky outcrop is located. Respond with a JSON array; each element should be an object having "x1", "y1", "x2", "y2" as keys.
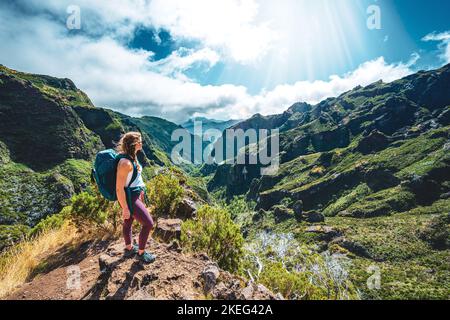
[
  {"x1": 305, "y1": 225, "x2": 343, "y2": 242},
  {"x1": 0, "y1": 66, "x2": 104, "y2": 170},
  {"x1": 0, "y1": 64, "x2": 200, "y2": 235},
  {"x1": 329, "y1": 237, "x2": 371, "y2": 259},
  {"x1": 83, "y1": 240, "x2": 280, "y2": 300},
  {"x1": 154, "y1": 218, "x2": 182, "y2": 243},
  {"x1": 302, "y1": 211, "x2": 325, "y2": 223},
  {"x1": 272, "y1": 205, "x2": 294, "y2": 222},
  {"x1": 175, "y1": 198, "x2": 197, "y2": 219},
  {"x1": 356, "y1": 130, "x2": 389, "y2": 154}
]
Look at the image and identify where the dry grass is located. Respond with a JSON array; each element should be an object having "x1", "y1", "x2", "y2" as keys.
[{"x1": 0, "y1": 222, "x2": 81, "y2": 299}]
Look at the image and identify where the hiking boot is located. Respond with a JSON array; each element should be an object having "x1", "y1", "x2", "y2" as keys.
[
  {"x1": 124, "y1": 244, "x2": 139, "y2": 258},
  {"x1": 137, "y1": 251, "x2": 156, "y2": 264}
]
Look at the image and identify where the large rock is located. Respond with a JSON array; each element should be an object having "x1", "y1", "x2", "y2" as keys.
[
  {"x1": 364, "y1": 168, "x2": 400, "y2": 191},
  {"x1": 292, "y1": 200, "x2": 303, "y2": 221},
  {"x1": 356, "y1": 130, "x2": 389, "y2": 154},
  {"x1": 201, "y1": 263, "x2": 221, "y2": 293},
  {"x1": 302, "y1": 211, "x2": 325, "y2": 223},
  {"x1": 330, "y1": 237, "x2": 371, "y2": 258},
  {"x1": 176, "y1": 198, "x2": 197, "y2": 219},
  {"x1": 154, "y1": 218, "x2": 182, "y2": 243},
  {"x1": 305, "y1": 225, "x2": 342, "y2": 241},
  {"x1": 272, "y1": 205, "x2": 294, "y2": 222},
  {"x1": 240, "y1": 283, "x2": 282, "y2": 300}
]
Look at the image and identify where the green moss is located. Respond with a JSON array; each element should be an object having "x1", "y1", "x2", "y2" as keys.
[
  {"x1": 0, "y1": 224, "x2": 30, "y2": 251},
  {"x1": 55, "y1": 159, "x2": 91, "y2": 192},
  {"x1": 29, "y1": 208, "x2": 70, "y2": 238},
  {"x1": 325, "y1": 200, "x2": 450, "y2": 299},
  {"x1": 323, "y1": 184, "x2": 371, "y2": 217},
  {"x1": 0, "y1": 140, "x2": 10, "y2": 165},
  {"x1": 343, "y1": 186, "x2": 416, "y2": 218},
  {"x1": 105, "y1": 120, "x2": 122, "y2": 132}
]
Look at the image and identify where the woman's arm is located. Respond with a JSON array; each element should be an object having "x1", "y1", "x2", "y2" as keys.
[{"x1": 116, "y1": 159, "x2": 133, "y2": 220}]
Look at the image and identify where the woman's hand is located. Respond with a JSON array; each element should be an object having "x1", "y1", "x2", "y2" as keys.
[{"x1": 122, "y1": 207, "x2": 131, "y2": 220}]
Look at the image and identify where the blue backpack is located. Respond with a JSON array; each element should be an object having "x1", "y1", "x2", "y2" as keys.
[{"x1": 91, "y1": 149, "x2": 138, "y2": 201}]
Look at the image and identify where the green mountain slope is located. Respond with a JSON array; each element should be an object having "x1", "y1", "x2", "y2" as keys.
[
  {"x1": 209, "y1": 64, "x2": 450, "y2": 204},
  {"x1": 206, "y1": 64, "x2": 450, "y2": 299},
  {"x1": 0, "y1": 65, "x2": 195, "y2": 250},
  {"x1": 182, "y1": 117, "x2": 242, "y2": 137}
]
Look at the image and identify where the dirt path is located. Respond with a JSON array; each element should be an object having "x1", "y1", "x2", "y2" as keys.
[
  {"x1": 5, "y1": 238, "x2": 280, "y2": 300},
  {"x1": 6, "y1": 240, "x2": 109, "y2": 300}
]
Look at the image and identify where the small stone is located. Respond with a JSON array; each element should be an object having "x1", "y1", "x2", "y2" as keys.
[
  {"x1": 194, "y1": 252, "x2": 210, "y2": 261},
  {"x1": 154, "y1": 218, "x2": 182, "y2": 243},
  {"x1": 241, "y1": 285, "x2": 254, "y2": 300},
  {"x1": 176, "y1": 198, "x2": 197, "y2": 219},
  {"x1": 440, "y1": 192, "x2": 450, "y2": 200},
  {"x1": 302, "y1": 211, "x2": 325, "y2": 223},
  {"x1": 272, "y1": 205, "x2": 294, "y2": 222},
  {"x1": 126, "y1": 289, "x2": 154, "y2": 300},
  {"x1": 201, "y1": 263, "x2": 220, "y2": 293},
  {"x1": 166, "y1": 240, "x2": 182, "y2": 253},
  {"x1": 99, "y1": 254, "x2": 118, "y2": 273},
  {"x1": 132, "y1": 273, "x2": 158, "y2": 288},
  {"x1": 240, "y1": 283, "x2": 280, "y2": 300},
  {"x1": 292, "y1": 200, "x2": 303, "y2": 221}
]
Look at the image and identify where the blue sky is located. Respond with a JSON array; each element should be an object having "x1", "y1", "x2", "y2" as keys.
[{"x1": 0, "y1": 0, "x2": 449, "y2": 123}]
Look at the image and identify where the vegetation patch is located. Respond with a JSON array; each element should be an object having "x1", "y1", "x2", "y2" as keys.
[{"x1": 181, "y1": 205, "x2": 244, "y2": 273}]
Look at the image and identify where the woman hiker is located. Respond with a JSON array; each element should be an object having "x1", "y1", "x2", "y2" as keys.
[{"x1": 115, "y1": 132, "x2": 156, "y2": 264}]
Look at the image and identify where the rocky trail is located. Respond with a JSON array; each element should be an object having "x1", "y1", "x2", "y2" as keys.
[{"x1": 5, "y1": 237, "x2": 280, "y2": 300}]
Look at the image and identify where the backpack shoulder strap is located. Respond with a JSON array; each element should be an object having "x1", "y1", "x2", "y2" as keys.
[{"x1": 117, "y1": 154, "x2": 138, "y2": 187}]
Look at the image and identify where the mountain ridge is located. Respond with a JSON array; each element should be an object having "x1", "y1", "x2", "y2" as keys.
[
  {"x1": 0, "y1": 64, "x2": 196, "y2": 246},
  {"x1": 1, "y1": 63, "x2": 449, "y2": 300}
]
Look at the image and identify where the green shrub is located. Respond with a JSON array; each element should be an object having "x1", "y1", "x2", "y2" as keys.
[
  {"x1": 280, "y1": 197, "x2": 293, "y2": 208},
  {"x1": 0, "y1": 225, "x2": 30, "y2": 252},
  {"x1": 323, "y1": 184, "x2": 371, "y2": 217},
  {"x1": 68, "y1": 190, "x2": 119, "y2": 231},
  {"x1": 258, "y1": 261, "x2": 323, "y2": 299},
  {"x1": 226, "y1": 196, "x2": 255, "y2": 220},
  {"x1": 105, "y1": 120, "x2": 122, "y2": 132},
  {"x1": 345, "y1": 187, "x2": 416, "y2": 218},
  {"x1": 420, "y1": 213, "x2": 450, "y2": 249},
  {"x1": 181, "y1": 205, "x2": 244, "y2": 272},
  {"x1": 56, "y1": 159, "x2": 91, "y2": 192},
  {"x1": 242, "y1": 232, "x2": 358, "y2": 300},
  {"x1": 146, "y1": 173, "x2": 183, "y2": 217},
  {"x1": 29, "y1": 207, "x2": 70, "y2": 238}
]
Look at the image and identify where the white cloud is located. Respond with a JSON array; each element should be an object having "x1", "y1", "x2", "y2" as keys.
[
  {"x1": 422, "y1": 31, "x2": 450, "y2": 64},
  {"x1": 149, "y1": 47, "x2": 220, "y2": 79},
  {"x1": 0, "y1": 1, "x2": 419, "y2": 123},
  {"x1": 9, "y1": 0, "x2": 277, "y2": 64},
  {"x1": 199, "y1": 56, "x2": 417, "y2": 120},
  {"x1": 147, "y1": 0, "x2": 278, "y2": 64}
]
